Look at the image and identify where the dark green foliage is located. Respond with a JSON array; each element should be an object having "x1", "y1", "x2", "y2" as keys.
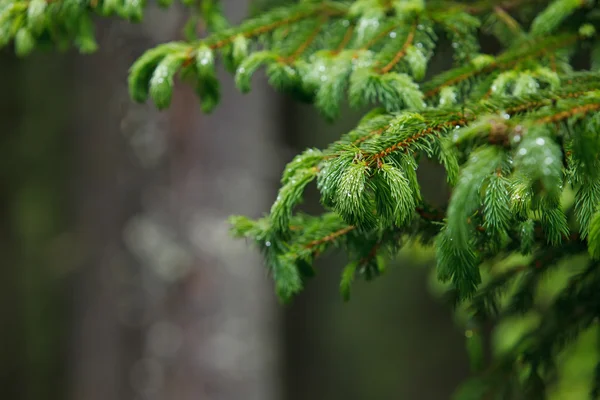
[{"x1": 4, "y1": 0, "x2": 600, "y2": 398}]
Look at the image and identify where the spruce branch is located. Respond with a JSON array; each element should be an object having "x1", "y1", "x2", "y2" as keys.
[
  {"x1": 375, "y1": 20, "x2": 417, "y2": 74},
  {"x1": 5, "y1": 1, "x2": 600, "y2": 397},
  {"x1": 332, "y1": 20, "x2": 354, "y2": 54},
  {"x1": 423, "y1": 32, "x2": 583, "y2": 97},
  {"x1": 305, "y1": 225, "x2": 355, "y2": 249},
  {"x1": 121, "y1": 0, "x2": 596, "y2": 113},
  {"x1": 203, "y1": 2, "x2": 348, "y2": 50}
]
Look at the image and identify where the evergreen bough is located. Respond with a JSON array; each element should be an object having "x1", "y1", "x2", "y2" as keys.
[{"x1": 4, "y1": 0, "x2": 600, "y2": 397}]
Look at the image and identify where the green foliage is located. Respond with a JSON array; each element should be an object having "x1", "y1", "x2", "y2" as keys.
[
  {"x1": 128, "y1": 43, "x2": 189, "y2": 103},
  {"x1": 149, "y1": 53, "x2": 187, "y2": 109},
  {"x1": 589, "y1": 211, "x2": 600, "y2": 259},
  {"x1": 270, "y1": 165, "x2": 317, "y2": 234},
  {"x1": 530, "y1": 0, "x2": 589, "y2": 37},
  {"x1": 4, "y1": 0, "x2": 600, "y2": 398},
  {"x1": 465, "y1": 328, "x2": 484, "y2": 372},
  {"x1": 14, "y1": 27, "x2": 34, "y2": 57},
  {"x1": 340, "y1": 261, "x2": 357, "y2": 301}
]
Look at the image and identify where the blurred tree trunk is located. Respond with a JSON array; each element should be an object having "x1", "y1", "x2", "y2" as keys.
[
  {"x1": 0, "y1": 53, "x2": 24, "y2": 400},
  {"x1": 0, "y1": 52, "x2": 70, "y2": 400},
  {"x1": 68, "y1": 4, "x2": 282, "y2": 400},
  {"x1": 1, "y1": 3, "x2": 281, "y2": 400},
  {"x1": 66, "y1": 18, "x2": 158, "y2": 400}
]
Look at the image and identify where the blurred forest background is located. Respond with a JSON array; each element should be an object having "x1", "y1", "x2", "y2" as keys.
[{"x1": 0, "y1": 1, "x2": 470, "y2": 399}]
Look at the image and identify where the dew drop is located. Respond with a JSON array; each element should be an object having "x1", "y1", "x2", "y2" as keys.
[
  {"x1": 347, "y1": 192, "x2": 352, "y2": 197},
  {"x1": 265, "y1": 241, "x2": 271, "y2": 247},
  {"x1": 536, "y1": 137, "x2": 545, "y2": 146},
  {"x1": 342, "y1": 19, "x2": 350, "y2": 27},
  {"x1": 452, "y1": 42, "x2": 459, "y2": 48},
  {"x1": 513, "y1": 135, "x2": 522, "y2": 143},
  {"x1": 502, "y1": 113, "x2": 510, "y2": 120},
  {"x1": 318, "y1": 65, "x2": 325, "y2": 72},
  {"x1": 237, "y1": 67, "x2": 245, "y2": 74},
  {"x1": 518, "y1": 148, "x2": 527, "y2": 156},
  {"x1": 544, "y1": 157, "x2": 553, "y2": 165},
  {"x1": 416, "y1": 43, "x2": 423, "y2": 48},
  {"x1": 417, "y1": 24, "x2": 424, "y2": 30},
  {"x1": 389, "y1": 31, "x2": 397, "y2": 39},
  {"x1": 514, "y1": 125, "x2": 523, "y2": 133}
]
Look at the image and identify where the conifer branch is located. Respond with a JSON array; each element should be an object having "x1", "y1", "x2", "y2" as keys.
[
  {"x1": 371, "y1": 117, "x2": 470, "y2": 163},
  {"x1": 424, "y1": 33, "x2": 582, "y2": 97},
  {"x1": 305, "y1": 225, "x2": 355, "y2": 249},
  {"x1": 504, "y1": 88, "x2": 599, "y2": 115},
  {"x1": 535, "y1": 102, "x2": 600, "y2": 125},
  {"x1": 376, "y1": 21, "x2": 417, "y2": 74},
  {"x1": 332, "y1": 23, "x2": 355, "y2": 54},
  {"x1": 457, "y1": 0, "x2": 545, "y2": 14},
  {"x1": 351, "y1": 126, "x2": 388, "y2": 146},
  {"x1": 283, "y1": 16, "x2": 328, "y2": 62},
  {"x1": 492, "y1": 6, "x2": 521, "y2": 35},
  {"x1": 358, "y1": 23, "x2": 400, "y2": 51},
  {"x1": 205, "y1": 3, "x2": 347, "y2": 50},
  {"x1": 415, "y1": 205, "x2": 445, "y2": 223},
  {"x1": 6, "y1": 2, "x2": 600, "y2": 397}
]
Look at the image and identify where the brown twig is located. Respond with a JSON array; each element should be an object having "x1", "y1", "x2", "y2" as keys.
[{"x1": 377, "y1": 21, "x2": 418, "y2": 74}]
